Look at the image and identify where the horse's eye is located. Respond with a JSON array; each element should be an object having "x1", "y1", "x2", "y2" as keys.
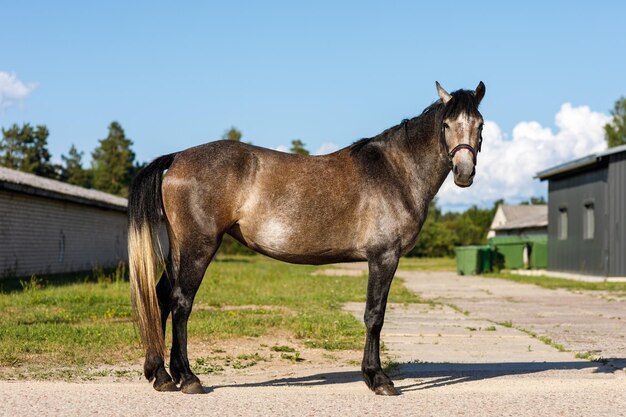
[
  {"x1": 478, "y1": 123, "x2": 484, "y2": 130},
  {"x1": 443, "y1": 123, "x2": 449, "y2": 129}
]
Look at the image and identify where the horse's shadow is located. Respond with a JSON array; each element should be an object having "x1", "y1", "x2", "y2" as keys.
[{"x1": 209, "y1": 359, "x2": 625, "y2": 393}]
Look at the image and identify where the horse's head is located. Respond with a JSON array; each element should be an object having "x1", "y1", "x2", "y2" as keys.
[{"x1": 436, "y1": 81, "x2": 486, "y2": 187}]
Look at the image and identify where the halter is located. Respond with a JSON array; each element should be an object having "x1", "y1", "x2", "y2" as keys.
[
  {"x1": 448, "y1": 143, "x2": 477, "y2": 165},
  {"x1": 442, "y1": 123, "x2": 483, "y2": 167}
]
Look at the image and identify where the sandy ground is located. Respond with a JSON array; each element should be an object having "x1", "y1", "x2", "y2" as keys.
[{"x1": 2, "y1": 267, "x2": 625, "y2": 416}]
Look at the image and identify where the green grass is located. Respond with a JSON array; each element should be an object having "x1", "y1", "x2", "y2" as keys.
[
  {"x1": 575, "y1": 351, "x2": 594, "y2": 360},
  {"x1": 574, "y1": 351, "x2": 608, "y2": 363},
  {"x1": 0, "y1": 255, "x2": 424, "y2": 372},
  {"x1": 190, "y1": 256, "x2": 422, "y2": 350},
  {"x1": 0, "y1": 269, "x2": 139, "y2": 369},
  {"x1": 483, "y1": 271, "x2": 626, "y2": 293},
  {"x1": 270, "y1": 345, "x2": 297, "y2": 352}
]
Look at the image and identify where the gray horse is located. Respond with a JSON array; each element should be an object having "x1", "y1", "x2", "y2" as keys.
[{"x1": 128, "y1": 81, "x2": 486, "y2": 395}]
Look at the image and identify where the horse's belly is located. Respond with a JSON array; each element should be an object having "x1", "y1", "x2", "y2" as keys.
[
  {"x1": 248, "y1": 218, "x2": 294, "y2": 252},
  {"x1": 235, "y1": 218, "x2": 365, "y2": 264}
]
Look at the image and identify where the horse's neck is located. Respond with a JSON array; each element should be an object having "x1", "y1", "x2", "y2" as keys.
[{"x1": 385, "y1": 115, "x2": 450, "y2": 208}]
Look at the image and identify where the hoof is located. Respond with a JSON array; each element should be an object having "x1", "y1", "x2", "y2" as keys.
[
  {"x1": 181, "y1": 380, "x2": 205, "y2": 394},
  {"x1": 374, "y1": 384, "x2": 400, "y2": 396},
  {"x1": 154, "y1": 380, "x2": 178, "y2": 392}
]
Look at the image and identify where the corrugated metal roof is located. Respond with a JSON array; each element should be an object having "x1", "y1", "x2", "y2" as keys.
[
  {"x1": 536, "y1": 144, "x2": 626, "y2": 180},
  {"x1": 493, "y1": 204, "x2": 548, "y2": 230},
  {"x1": 0, "y1": 166, "x2": 127, "y2": 211}
]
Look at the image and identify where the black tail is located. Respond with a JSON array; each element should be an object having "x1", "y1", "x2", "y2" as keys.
[
  {"x1": 128, "y1": 154, "x2": 177, "y2": 231},
  {"x1": 127, "y1": 153, "x2": 176, "y2": 379}
]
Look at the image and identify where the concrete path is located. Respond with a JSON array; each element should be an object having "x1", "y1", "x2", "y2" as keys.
[
  {"x1": 341, "y1": 266, "x2": 626, "y2": 363},
  {"x1": 2, "y1": 268, "x2": 625, "y2": 416},
  {"x1": 396, "y1": 270, "x2": 626, "y2": 362}
]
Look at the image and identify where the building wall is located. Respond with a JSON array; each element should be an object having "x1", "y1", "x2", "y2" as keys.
[
  {"x1": 547, "y1": 167, "x2": 608, "y2": 276},
  {"x1": 608, "y1": 152, "x2": 626, "y2": 276},
  {"x1": 487, "y1": 206, "x2": 507, "y2": 239},
  {"x1": 494, "y1": 227, "x2": 547, "y2": 237},
  {"x1": 0, "y1": 189, "x2": 128, "y2": 278}
]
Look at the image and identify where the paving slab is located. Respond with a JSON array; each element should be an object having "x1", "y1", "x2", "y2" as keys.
[
  {"x1": 344, "y1": 302, "x2": 579, "y2": 364},
  {"x1": 333, "y1": 264, "x2": 626, "y2": 364},
  {"x1": 394, "y1": 270, "x2": 626, "y2": 365}
]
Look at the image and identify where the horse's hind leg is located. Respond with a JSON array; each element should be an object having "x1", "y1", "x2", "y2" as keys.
[
  {"x1": 149, "y1": 259, "x2": 178, "y2": 391},
  {"x1": 362, "y1": 250, "x2": 401, "y2": 396},
  {"x1": 169, "y1": 238, "x2": 220, "y2": 394}
]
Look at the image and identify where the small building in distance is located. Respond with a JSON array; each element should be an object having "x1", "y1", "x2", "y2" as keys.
[
  {"x1": 487, "y1": 204, "x2": 548, "y2": 239},
  {"x1": 537, "y1": 144, "x2": 626, "y2": 277},
  {"x1": 0, "y1": 167, "x2": 128, "y2": 278},
  {"x1": 487, "y1": 204, "x2": 548, "y2": 270}
]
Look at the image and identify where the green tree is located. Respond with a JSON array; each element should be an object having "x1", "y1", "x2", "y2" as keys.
[
  {"x1": 604, "y1": 97, "x2": 626, "y2": 148},
  {"x1": 520, "y1": 196, "x2": 546, "y2": 205},
  {"x1": 0, "y1": 123, "x2": 57, "y2": 178},
  {"x1": 290, "y1": 139, "x2": 310, "y2": 155},
  {"x1": 0, "y1": 124, "x2": 24, "y2": 170},
  {"x1": 27, "y1": 125, "x2": 57, "y2": 178},
  {"x1": 222, "y1": 126, "x2": 242, "y2": 142},
  {"x1": 91, "y1": 121, "x2": 136, "y2": 196},
  {"x1": 446, "y1": 215, "x2": 483, "y2": 246},
  {"x1": 408, "y1": 200, "x2": 498, "y2": 257},
  {"x1": 61, "y1": 144, "x2": 91, "y2": 187}
]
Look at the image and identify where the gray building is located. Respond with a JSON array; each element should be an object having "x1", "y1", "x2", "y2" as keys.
[
  {"x1": 487, "y1": 204, "x2": 548, "y2": 239},
  {"x1": 0, "y1": 167, "x2": 128, "y2": 278},
  {"x1": 536, "y1": 144, "x2": 626, "y2": 277}
]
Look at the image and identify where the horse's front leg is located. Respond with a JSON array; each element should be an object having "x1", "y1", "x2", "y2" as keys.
[{"x1": 362, "y1": 250, "x2": 400, "y2": 396}]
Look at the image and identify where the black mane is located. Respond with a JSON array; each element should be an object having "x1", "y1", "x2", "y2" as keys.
[{"x1": 348, "y1": 89, "x2": 480, "y2": 154}]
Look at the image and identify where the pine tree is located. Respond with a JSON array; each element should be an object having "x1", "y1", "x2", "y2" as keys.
[
  {"x1": 222, "y1": 126, "x2": 242, "y2": 141},
  {"x1": 91, "y1": 121, "x2": 136, "y2": 196},
  {"x1": 0, "y1": 124, "x2": 24, "y2": 170},
  {"x1": 26, "y1": 125, "x2": 56, "y2": 178},
  {"x1": 290, "y1": 139, "x2": 310, "y2": 155},
  {"x1": 0, "y1": 123, "x2": 57, "y2": 178},
  {"x1": 61, "y1": 144, "x2": 91, "y2": 187}
]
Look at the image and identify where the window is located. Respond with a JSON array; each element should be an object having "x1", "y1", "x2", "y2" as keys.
[
  {"x1": 558, "y1": 207, "x2": 568, "y2": 240},
  {"x1": 583, "y1": 202, "x2": 595, "y2": 240}
]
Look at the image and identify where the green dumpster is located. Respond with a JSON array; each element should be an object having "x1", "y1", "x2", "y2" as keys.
[
  {"x1": 530, "y1": 240, "x2": 548, "y2": 269},
  {"x1": 489, "y1": 235, "x2": 548, "y2": 270},
  {"x1": 479, "y1": 245, "x2": 493, "y2": 272},
  {"x1": 493, "y1": 242, "x2": 526, "y2": 269},
  {"x1": 455, "y1": 246, "x2": 492, "y2": 275}
]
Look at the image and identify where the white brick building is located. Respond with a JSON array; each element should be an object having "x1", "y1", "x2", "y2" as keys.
[{"x1": 0, "y1": 167, "x2": 128, "y2": 278}]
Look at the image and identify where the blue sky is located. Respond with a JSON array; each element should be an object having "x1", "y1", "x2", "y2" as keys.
[{"x1": 1, "y1": 1, "x2": 625, "y2": 211}]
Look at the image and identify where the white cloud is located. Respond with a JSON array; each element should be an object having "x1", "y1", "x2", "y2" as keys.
[
  {"x1": 274, "y1": 142, "x2": 340, "y2": 155},
  {"x1": 314, "y1": 142, "x2": 340, "y2": 155},
  {"x1": 438, "y1": 103, "x2": 610, "y2": 212},
  {"x1": 274, "y1": 145, "x2": 290, "y2": 153},
  {"x1": 0, "y1": 71, "x2": 37, "y2": 111}
]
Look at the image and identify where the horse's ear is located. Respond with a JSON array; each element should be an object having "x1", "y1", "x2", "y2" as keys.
[
  {"x1": 436, "y1": 81, "x2": 452, "y2": 104},
  {"x1": 474, "y1": 81, "x2": 486, "y2": 105}
]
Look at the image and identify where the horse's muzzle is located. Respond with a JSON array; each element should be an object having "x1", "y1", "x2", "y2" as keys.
[{"x1": 452, "y1": 156, "x2": 476, "y2": 188}]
